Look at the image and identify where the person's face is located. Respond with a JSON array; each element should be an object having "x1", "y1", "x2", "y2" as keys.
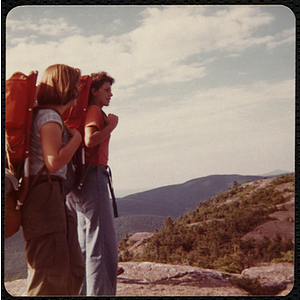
[{"x1": 93, "y1": 82, "x2": 113, "y2": 108}]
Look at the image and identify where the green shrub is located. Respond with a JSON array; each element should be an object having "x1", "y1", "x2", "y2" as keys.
[
  {"x1": 271, "y1": 173, "x2": 294, "y2": 185},
  {"x1": 271, "y1": 250, "x2": 294, "y2": 263}
]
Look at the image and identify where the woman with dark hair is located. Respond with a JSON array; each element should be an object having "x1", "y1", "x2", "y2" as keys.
[
  {"x1": 67, "y1": 71, "x2": 119, "y2": 296},
  {"x1": 21, "y1": 64, "x2": 85, "y2": 296}
]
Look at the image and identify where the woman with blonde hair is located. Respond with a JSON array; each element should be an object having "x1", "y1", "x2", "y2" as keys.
[{"x1": 21, "y1": 64, "x2": 85, "y2": 296}]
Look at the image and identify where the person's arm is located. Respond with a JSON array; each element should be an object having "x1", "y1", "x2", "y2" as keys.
[
  {"x1": 84, "y1": 113, "x2": 118, "y2": 148},
  {"x1": 40, "y1": 122, "x2": 82, "y2": 173}
]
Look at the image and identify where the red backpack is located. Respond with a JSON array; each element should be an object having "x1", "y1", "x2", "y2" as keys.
[
  {"x1": 62, "y1": 75, "x2": 93, "y2": 189},
  {"x1": 62, "y1": 74, "x2": 91, "y2": 160},
  {"x1": 5, "y1": 71, "x2": 38, "y2": 166},
  {"x1": 5, "y1": 71, "x2": 38, "y2": 238}
]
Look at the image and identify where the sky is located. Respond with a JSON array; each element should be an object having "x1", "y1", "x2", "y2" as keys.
[{"x1": 5, "y1": 5, "x2": 295, "y2": 196}]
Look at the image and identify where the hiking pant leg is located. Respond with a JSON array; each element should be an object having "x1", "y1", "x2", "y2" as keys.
[
  {"x1": 66, "y1": 192, "x2": 88, "y2": 295},
  {"x1": 69, "y1": 167, "x2": 118, "y2": 296},
  {"x1": 22, "y1": 182, "x2": 84, "y2": 296},
  {"x1": 65, "y1": 205, "x2": 85, "y2": 294},
  {"x1": 77, "y1": 210, "x2": 87, "y2": 295},
  {"x1": 25, "y1": 218, "x2": 84, "y2": 296},
  {"x1": 25, "y1": 231, "x2": 74, "y2": 296}
]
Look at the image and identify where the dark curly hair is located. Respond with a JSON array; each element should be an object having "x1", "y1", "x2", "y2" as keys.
[{"x1": 89, "y1": 72, "x2": 115, "y2": 102}]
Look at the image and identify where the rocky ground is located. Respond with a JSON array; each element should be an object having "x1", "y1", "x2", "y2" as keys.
[
  {"x1": 242, "y1": 198, "x2": 294, "y2": 242},
  {"x1": 4, "y1": 261, "x2": 294, "y2": 297}
]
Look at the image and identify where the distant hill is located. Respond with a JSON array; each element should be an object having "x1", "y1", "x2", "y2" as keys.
[
  {"x1": 117, "y1": 174, "x2": 264, "y2": 219},
  {"x1": 260, "y1": 170, "x2": 292, "y2": 177},
  {"x1": 114, "y1": 215, "x2": 165, "y2": 241}
]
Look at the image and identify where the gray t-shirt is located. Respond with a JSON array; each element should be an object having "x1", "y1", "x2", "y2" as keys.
[{"x1": 29, "y1": 109, "x2": 69, "y2": 179}]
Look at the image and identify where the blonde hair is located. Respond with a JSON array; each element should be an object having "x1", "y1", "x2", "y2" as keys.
[{"x1": 37, "y1": 64, "x2": 81, "y2": 106}]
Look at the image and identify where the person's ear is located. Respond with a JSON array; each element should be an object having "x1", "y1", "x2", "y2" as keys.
[{"x1": 91, "y1": 88, "x2": 98, "y2": 96}]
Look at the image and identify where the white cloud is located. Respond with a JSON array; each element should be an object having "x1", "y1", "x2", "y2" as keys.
[
  {"x1": 5, "y1": 6, "x2": 295, "y2": 192},
  {"x1": 266, "y1": 28, "x2": 295, "y2": 49},
  {"x1": 6, "y1": 6, "x2": 291, "y2": 87},
  {"x1": 6, "y1": 17, "x2": 81, "y2": 37},
  {"x1": 110, "y1": 78, "x2": 294, "y2": 189},
  {"x1": 8, "y1": 35, "x2": 38, "y2": 45},
  {"x1": 111, "y1": 78, "x2": 294, "y2": 154}
]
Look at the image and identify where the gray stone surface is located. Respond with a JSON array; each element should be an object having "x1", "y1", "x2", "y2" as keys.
[{"x1": 5, "y1": 262, "x2": 294, "y2": 297}]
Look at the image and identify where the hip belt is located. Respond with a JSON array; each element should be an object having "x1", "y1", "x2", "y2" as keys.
[
  {"x1": 29, "y1": 175, "x2": 63, "y2": 189},
  {"x1": 98, "y1": 165, "x2": 119, "y2": 218}
]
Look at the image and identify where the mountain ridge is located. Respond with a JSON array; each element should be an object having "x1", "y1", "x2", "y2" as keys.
[
  {"x1": 117, "y1": 174, "x2": 266, "y2": 218},
  {"x1": 116, "y1": 170, "x2": 291, "y2": 198},
  {"x1": 260, "y1": 169, "x2": 292, "y2": 177}
]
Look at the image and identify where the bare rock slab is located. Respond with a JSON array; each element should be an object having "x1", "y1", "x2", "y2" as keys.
[
  {"x1": 117, "y1": 262, "x2": 249, "y2": 296},
  {"x1": 241, "y1": 262, "x2": 294, "y2": 295},
  {"x1": 5, "y1": 262, "x2": 294, "y2": 297}
]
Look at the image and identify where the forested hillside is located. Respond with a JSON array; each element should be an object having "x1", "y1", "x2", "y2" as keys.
[{"x1": 119, "y1": 174, "x2": 295, "y2": 274}]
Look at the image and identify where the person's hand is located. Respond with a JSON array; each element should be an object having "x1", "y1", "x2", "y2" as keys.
[
  {"x1": 65, "y1": 126, "x2": 82, "y2": 143},
  {"x1": 106, "y1": 114, "x2": 119, "y2": 129}
]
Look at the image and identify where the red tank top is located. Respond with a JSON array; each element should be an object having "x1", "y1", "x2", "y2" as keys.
[{"x1": 84, "y1": 105, "x2": 110, "y2": 166}]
